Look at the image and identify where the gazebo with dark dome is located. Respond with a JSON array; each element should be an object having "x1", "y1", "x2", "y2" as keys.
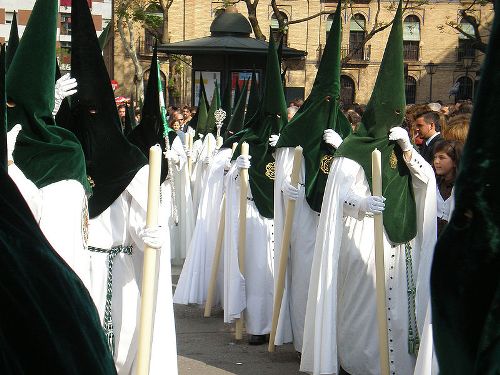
[{"x1": 158, "y1": 6, "x2": 306, "y2": 105}]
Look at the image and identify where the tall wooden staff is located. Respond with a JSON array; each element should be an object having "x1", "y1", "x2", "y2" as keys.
[
  {"x1": 268, "y1": 146, "x2": 303, "y2": 352},
  {"x1": 372, "y1": 148, "x2": 390, "y2": 375},
  {"x1": 186, "y1": 133, "x2": 193, "y2": 177},
  {"x1": 204, "y1": 142, "x2": 238, "y2": 318},
  {"x1": 235, "y1": 142, "x2": 249, "y2": 340},
  {"x1": 136, "y1": 145, "x2": 162, "y2": 375}
]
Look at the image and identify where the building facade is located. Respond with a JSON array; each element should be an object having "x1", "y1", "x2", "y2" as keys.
[
  {"x1": 0, "y1": 0, "x2": 112, "y2": 71},
  {"x1": 112, "y1": 0, "x2": 493, "y2": 106}
]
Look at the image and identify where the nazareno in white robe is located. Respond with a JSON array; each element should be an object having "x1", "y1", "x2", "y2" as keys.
[
  {"x1": 167, "y1": 136, "x2": 192, "y2": 265},
  {"x1": 300, "y1": 150, "x2": 437, "y2": 375},
  {"x1": 87, "y1": 164, "x2": 178, "y2": 375},
  {"x1": 191, "y1": 133, "x2": 216, "y2": 218},
  {"x1": 223, "y1": 162, "x2": 275, "y2": 335},
  {"x1": 273, "y1": 147, "x2": 320, "y2": 352},
  {"x1": 8, "y1": 164, "x2": 91, "y2": 289},
  {"x1": 173, "y1": 147, "x2": 230, "y2": 306}
]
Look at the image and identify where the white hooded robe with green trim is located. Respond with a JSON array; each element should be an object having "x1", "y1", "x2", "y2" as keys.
[{"x1": 300, "y1": 151, "x2": 436, "y2": 375}]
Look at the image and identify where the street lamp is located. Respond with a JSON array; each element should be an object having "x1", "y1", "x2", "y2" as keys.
[{"x1": 424, "y1": 61, "x2": 437, "y2": 102}]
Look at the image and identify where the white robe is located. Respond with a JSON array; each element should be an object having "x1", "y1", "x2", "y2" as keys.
[
  {"x1": 88, "y1": 164, "x2": 178, "y2": 375},
  {"x1": 173, "y1": 148, "x2": 230, "y2": 306},
  {"x1": 223, "y1": 163, "x2": 275, "y2": 335},
  {"x1": 8, "y1": 164, "x2": 91, "y2": 288},
  {"x1": 191, "y1": 133, "x2": 216, "y2": 218},
  {"x1": 273, "y1": 147, "x2": 320, "y2": 352},
  {"x1": 301, "y1": 151, "x2": 437, "y2": 375},
  {"x1": 167, "y1": 137, "x2": 192, "y2": 265}
]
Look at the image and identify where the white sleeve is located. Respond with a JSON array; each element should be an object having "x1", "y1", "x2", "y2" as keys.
[
  {"x1": 404, "y1": 150, "x2": 435, "y2": 189},
  {"x1": 8, "y1": 164, "x2": 42, "y2": 222},
  {"x1": 171, "y1": 136, "x2": 187, "y2": 171}
]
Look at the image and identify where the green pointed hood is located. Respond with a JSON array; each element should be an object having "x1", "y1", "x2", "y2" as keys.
[
  {"x1": 70, "y1": 0, "x2": 147, "y2": 218},
  {"x1": 223, "y1": 79, "x2": 248, "y2": 141},
  {"x1": 194, "y1": 73, "x2": 209, "y2": 139},
  {"x1": 7, "y1": 0, "x2": 90, "y2": 193},
  {"x1": 128, "y1": 43, "x2": 176, "y2": 184},
  {"x1": 245, "y1": 69, "x2": 260, "y2": 122},
  {"x1": 233, "y1": 79, "x2": 241, "y2": 109},
  {"x1": 230, "y1": 36, "x2": 288, "y2": 218},
  {"x1": 220, "y1": 76, "x2": 232, "y2": 136},
  {"x1": 6, "y1": 11, "x2": 19, "y2": 71},
  {"x1": 123, "y1": 103, "x2": 134, "y2": 136},
  {"x1": 432, "y1": 0, "x2": 500, "y2": 372},
  {"x1": 276, "y1": 0, "x2": 351, "y2": 212},
  {"x1": 0, "y1": 45, "x2": 6, "y2": 170},
  {"x1": 335, "y1": 0, "x2": 416, "y2": 244},
  {"x1": 205, "y1": 81, "x2": 221, "y2": 136}
]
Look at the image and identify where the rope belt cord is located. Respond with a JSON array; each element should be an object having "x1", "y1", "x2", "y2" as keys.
[
  {"x1": 88, "y1": 244, "x2": 133, "y2": 356},
  {"x1": 404, "y1": 242, "x2": 420, "y2": 355}
]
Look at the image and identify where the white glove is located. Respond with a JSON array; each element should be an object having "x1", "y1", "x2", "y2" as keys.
[
  {"x1": 7, "y1": 124, "x2": 22, "y2": 162},
  {"x1": 224, "y1": 157, "x2": 232, "y2": 172},
  {"x1": 198, "y1": 134, "x2": 204, "y2": 140},
  {"x1": 389, "y1": 127, "x2": 412, "y2": 152},
  {"x1": 323, "y1": 129, "x2": 343, "y2": 148},
  {"x1": 236, "y1": 154, "x2": 251, "y2": 169},
  {"x1": 202, "y1": 155, "x2": 212, "y2": 165},
  {"x1": 269, "y1": 134, "x2": 280, "y2": 147},
  {"x1": 53, "y1": 73, "x2": 78, "y2": 116},
  {"x1": 140, "y1": 226, "x2": 166, "y2": 249},
  {"x1": 164, "y1": 149, "x2": 180, "y2": 164},
  {"x1": 282, "y1": 178, "x2": 299, "y2": 201},
  {"x1": 184, "y1": 149, "x2": 192, "y2": 158},
  {"x1": 360, "y1": 195, "x2": 386, "y2": 214}
]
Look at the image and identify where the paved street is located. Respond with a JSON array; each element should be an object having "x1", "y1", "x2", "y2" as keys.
[{"x1": 173, "y1": 266, "x2": 304, "y2": 375}]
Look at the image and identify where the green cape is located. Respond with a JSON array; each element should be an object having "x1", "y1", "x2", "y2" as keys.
[
  {"x1": 335, "y1": 0, "x2": 416, "y2": 244},
  {"x1": 0, "y1": 167, "x2": 116, "y2": 374},
  {"x1": 223, "y1": 79, "x2": 248, "y2": 142},
  {"x1": 70, "y1": 0, "x2": 146, "y2": 218},
  {"x1": 0, "y1": 45, "x2": 6, "y2": 170},
  {"x1": 276, "y1": 0, "x2": 351, "y2": 212},
  {"x1": 7, "y1": 0, "x2": 90, "y2": 193},
  {"x1": 230, "y1": 37, "x2": 287, "y2": 219},
  {"x1": 431, "y1": 0, "x2": 500, "y2": 372}
]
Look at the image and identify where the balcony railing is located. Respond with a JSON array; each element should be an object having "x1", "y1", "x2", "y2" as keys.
[
  {"x1": 341, "y1": 44, "x2": 371, "y2": 62},
  {"x1": 456, "y1": 45, "x2": 476, "y2": 62},
  {"x1": 137, "y1": 36, "x2": 155, "y2": 55},
  {"x1": 403, "y1": 43, "x2": 421, "y2": 61}
]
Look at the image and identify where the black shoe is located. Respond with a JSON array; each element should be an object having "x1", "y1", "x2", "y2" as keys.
[{"x1": 247, "y1": 334, "x2": 268, "y2": 345}]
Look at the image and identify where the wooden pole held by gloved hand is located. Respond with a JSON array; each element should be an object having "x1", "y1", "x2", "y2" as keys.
[
  {"x1": 268, "y1": 146, "x2": 303, "y2": 352},
  {"x1": 235, "y1": 142, "x2": 249, "y2": 340},
  {"x1": 372, "y1": 148, "x2": 390, "y2": 375},
  {"x1": 136, "y1": 145, "x2": 163, "y2": 375}
]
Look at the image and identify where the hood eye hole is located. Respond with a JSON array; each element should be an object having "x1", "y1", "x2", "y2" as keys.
[{"x1": 7, "y1": 100, "x2": 16, "y2": 108}]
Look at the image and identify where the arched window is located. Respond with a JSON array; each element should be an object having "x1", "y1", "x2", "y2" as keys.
[
  {"x1": 456, "y1": 76, "x2": 473, "y2": 101},
  {"x1": 326, "y1": 13, "x2": 335, "y2": 41},
  {"x1": 405, "y1": 76, "x2": 417, "y2": 104},
  {"x1": 143, "y1": 4, "x2": 163, "y2": 53},
  {"x1": 271, "y1": 12, "x2": 288, "y2": 46},
  {"x1": 340, "y1": 75, "x2": 355, "y2": 107},
  {"x1": 403, "y1": 15, "x2": 420, "y2": 61},
  {"x1": 349, "y1": 14, "x2": 366, "y2": 60},
  {"x1": 458, "y1": 18, "x2": 476, "y2": 61}
]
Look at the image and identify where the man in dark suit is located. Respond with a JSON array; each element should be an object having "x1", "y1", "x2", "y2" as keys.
[{"x1": 415, "y1": 110, "x2": 442, "y2": 164}]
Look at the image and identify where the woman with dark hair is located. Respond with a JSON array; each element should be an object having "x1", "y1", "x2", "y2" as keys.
[{"x1": 433, "y1": 140, "x2": 463, "y2": 236}]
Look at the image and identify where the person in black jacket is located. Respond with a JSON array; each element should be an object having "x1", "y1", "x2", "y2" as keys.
[{"x1": 415, "y1": 110, "x2": 442, "y2": 164}]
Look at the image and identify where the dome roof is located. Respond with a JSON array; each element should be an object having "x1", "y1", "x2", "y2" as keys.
[{"x1": 210, "y1": 8, "x2": 252, "y2": 37}]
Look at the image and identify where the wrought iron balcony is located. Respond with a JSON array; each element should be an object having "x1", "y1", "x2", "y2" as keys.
[
  {"x1": 456, "y1": 45, "x2": 476, "y2": 62},
  {"x1": 403, "y1": 43, "x2": 421, "y2": 62},
  {"x1": 341, "y1": 44, "x2": 371, "y2": 62}
]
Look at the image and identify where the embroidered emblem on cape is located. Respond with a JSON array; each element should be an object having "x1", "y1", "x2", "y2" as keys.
[
  {"x1": 87, "y1": 175, "x2": 96, "y2": 188},
  {"x1": 265, "y1": 162, "x2": 276, "y2": 180},
  {"x1": 390, "y1": 150, "x2": 398, "y2": 169},
  {"x1": 320, "y1": 155, "x2": 334, "y2": 174},
  {"x1": 82, "y1": 197, "x2": 89, "y2": 249}
]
